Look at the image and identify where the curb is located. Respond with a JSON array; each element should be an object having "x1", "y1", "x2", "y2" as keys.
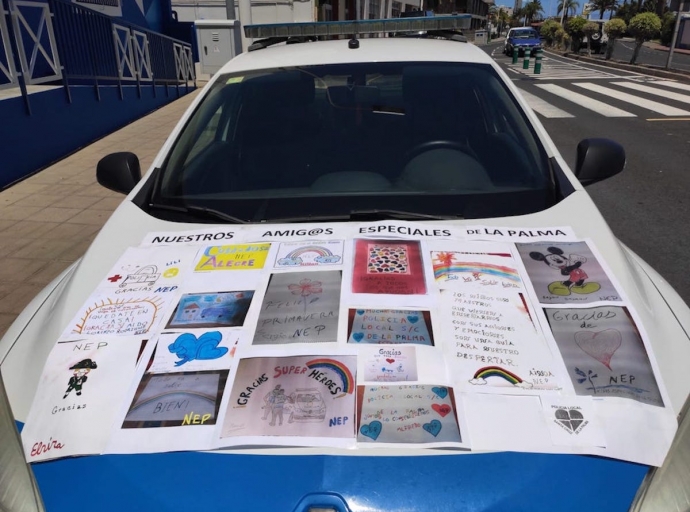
[{"x1": 545, "y1": 49, "x2": 690, "y2": 82}]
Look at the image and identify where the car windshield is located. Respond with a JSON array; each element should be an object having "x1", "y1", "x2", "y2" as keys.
[
  {"x1": 154, "y1": 61, "x2": 554, "y2": 223},
  {"x1": 513, "y1": 30, "x2": 539, "y2": 39}
]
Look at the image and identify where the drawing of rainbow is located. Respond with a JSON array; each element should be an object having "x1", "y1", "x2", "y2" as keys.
[
  {"x1": 306, "y1": 358, "x2": 354, "y2": 394},
  {"x1": 473, "y1": 366, "x2": 524, "y2": 385},
  {"x1": 433, "y1": 261, "x2": 520, "y2": 282},
  {"x1": 286, "y1": 246, "x2": 334, "y2": 259}
]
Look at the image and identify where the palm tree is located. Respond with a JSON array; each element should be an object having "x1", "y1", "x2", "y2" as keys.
[
  {"x1": 523, "y1": 0, "x2": 544, "y2": 24},
  {"x1": 592, "y1": 0, "x2": 618, "y2": 18},
  {"x1": 557, "y1": 0, "x2": 580, "y2": 21}
]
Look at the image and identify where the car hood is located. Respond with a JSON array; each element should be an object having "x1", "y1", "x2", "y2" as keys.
[{"x1": 2, "y1": 189, "x2": 689, "y2": 511}]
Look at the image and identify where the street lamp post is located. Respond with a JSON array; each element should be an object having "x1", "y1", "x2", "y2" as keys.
[{"x1": 666, "y1": 0, "x2": 686, "y2": 70}]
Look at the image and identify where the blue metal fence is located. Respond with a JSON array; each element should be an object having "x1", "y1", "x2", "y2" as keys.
[{"x1": 0, "y1": 0, "x2": 194, "y2": 114}]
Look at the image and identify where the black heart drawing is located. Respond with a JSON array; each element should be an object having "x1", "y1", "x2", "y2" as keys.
[{"x1": 555, "y1": 409, "x2": 584, "y2": 432}]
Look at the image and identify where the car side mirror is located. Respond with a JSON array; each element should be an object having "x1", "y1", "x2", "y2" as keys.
[
  {"x1": 575, "y1": 138, "x2": 625, "y2": 186},
  {"x1": 97, "y1": 152, "x2": 141, "y2": 194}
]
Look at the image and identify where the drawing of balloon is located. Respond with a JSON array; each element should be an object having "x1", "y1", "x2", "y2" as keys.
[{"x1": 574, "y1": 329, "x2": 622, "y2": 370}]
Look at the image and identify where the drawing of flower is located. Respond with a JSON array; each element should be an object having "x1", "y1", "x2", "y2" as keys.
[
  {"x1": 436, "y1": 252, "x2": 456, "y2": 268},
  {"x1": 288, "y1": 279, "x2": 323, "y2": 297},
  {"x1": 575, "y1": 367, "x2": 598, "y2": 393},
  {"x1": 288, "y1": 278, "x2": 323, "y2": 314}
]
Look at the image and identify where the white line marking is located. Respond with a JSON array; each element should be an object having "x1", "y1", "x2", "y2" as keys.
[
  {"x1": 535, "y1": 83, "x2": 636, "y2": 117},
  {"x1": 645, "y1": 80, "x2": 690, "y2": 93},
  {"x1": 612, "y1": 81, "x2": 690, "y2": 106},
  {"x1": 574, "y1": 82, "x2": 690, "y2": 116},
  {"x1": 517, "y1": 89, "x2": 574, "y2": 118}
]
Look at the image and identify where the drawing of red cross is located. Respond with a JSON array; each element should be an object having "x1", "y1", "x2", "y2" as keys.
[{"x1": 108, "y1": 274, "x2": 122, "y2": 282}]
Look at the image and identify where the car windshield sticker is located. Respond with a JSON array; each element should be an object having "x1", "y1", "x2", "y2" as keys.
[{"x1": 20, "y1": 224, "x2": 676, "y2": 468}]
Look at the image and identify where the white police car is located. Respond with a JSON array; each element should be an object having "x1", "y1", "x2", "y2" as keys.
[{"x1": 1, "y1": 16, "x2": 689, "y2": 512}]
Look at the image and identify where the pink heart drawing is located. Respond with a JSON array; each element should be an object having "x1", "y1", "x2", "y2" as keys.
[
  {"x1": 574, "y1": 329, "x2": 622, "y2": 370},
  {"x1": 386, "y1": 358, "x2": 395, "y2": 364}
]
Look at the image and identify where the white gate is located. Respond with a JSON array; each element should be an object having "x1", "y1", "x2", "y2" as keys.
[
  {"x1": 9, "y1": 0, "x2": 62, "y2": 85},
  {"x1": 0, "y1": 2, "x2": 18, "y2": 90}
]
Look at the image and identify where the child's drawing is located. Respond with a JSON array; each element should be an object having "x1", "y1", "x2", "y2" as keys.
[
  {"x1": 70, "y1": 296, "x2": 164, "y2": 337},
  {"x1": 167, "y1": 291, "x2": 254, "y2": 329},
  {"x1": 356, "y1": 384, "x2": 463, "y2": 445},
  {"x1": 221, "y1": 355, "x2": 356, "y2": 440},
  {"x1": 167, "y1": 331, "x2": 228, "y2": 366},
  {"x1": 275, "y1": 241, "x2": 344, "y2": 267},
  {"x1": 431, "y1": 251, "x2": 521, "y2": 290},
  {"x1": 352, "y1": 240, "x2": 426, "y2": 295},
  {"x1": 122, "y1": 370, "x2": 228, "y2": 428},
  {"x1": 253, "y1": 271, "x2": 341, "y2": 345},
  {"x1": 546, "y1": 307, "x2": 664, "y2": 407},
  {"x1": 517, "y1": 242, "x2": 620, "y2": 304},
  {"x1": 63, "y1": 359, "x2": 97, "y2": 399}
]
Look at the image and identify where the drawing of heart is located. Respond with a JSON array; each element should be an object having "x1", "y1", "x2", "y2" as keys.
[
  {"x1": 360, "y1": 421, "x2": 382, "y2": 440},
  {"x1": 575, "y1": 329, "x2": 622, "y2": 370},
  {"x1": 356, "y1": 310, "x2": 365, "y2": 315},
  {"x1": 431, "y1": 386, "x2": 448, "y2": 399},
  {"x1": 407, "y1": 315, "x2": 419, "y2": 324},
  {"x1": 352, "y1": 332, "x2": 364, "y2": 342},
  {"x1": 431, "y1": 404, "x2": 451, "y2": 417},
  {"x1": 555, "y1": 408, "x2": 585, "y2": 432},
  {"x1": 386, "y1": 358, "x2": 395, "y2": 364},
  {"x1": 423, "y1": 419, "x2": 442, "y2": 437}
]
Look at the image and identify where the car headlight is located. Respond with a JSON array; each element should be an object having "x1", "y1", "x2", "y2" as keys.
[
  {"x1": 629, "y1": 392, "x2": 690, "y2": 511},
  {"x1": 0, "y1": 370, "x2": 45, "y2": 512}
]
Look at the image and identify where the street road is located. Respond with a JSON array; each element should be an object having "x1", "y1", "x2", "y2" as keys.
[{"x1": 485, "y1": 42, "x2": 690, "y2": 305}]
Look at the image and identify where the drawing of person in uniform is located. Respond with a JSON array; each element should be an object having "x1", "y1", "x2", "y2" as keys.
[
  {"x1": 269, "y1": 388, "x2": 287, "y2": 426},
  {"x1": 63, "y1": 359, "x2": 97, "y2": 399},
  {"x1": 262, "y1": 385, "x2": 283, "y2": 420}
]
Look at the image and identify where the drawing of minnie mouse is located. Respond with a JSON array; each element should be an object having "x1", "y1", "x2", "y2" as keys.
[{"x1": 529, "y1": 246, "x2": 601, "y2": 296}]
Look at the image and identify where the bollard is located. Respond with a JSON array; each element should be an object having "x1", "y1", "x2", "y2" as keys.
[
  {"x1": 522, "y1": 51, "x2": 530, "y2": 70},
  {"x1": 534, "y1": 48, "x2": 542, "y2": 74},
  {"x1": 512, "y1": 47, "x2": 518, "y2": 65}
]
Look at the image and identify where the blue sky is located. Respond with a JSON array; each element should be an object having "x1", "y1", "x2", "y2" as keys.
[{"x1": 494, "y1": 0, "x2": 613, "y2": 20}]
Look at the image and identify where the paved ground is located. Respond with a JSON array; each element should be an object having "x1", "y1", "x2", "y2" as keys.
[{"x1": 0, "y1": 89, "x2": 201, "y2": 338}]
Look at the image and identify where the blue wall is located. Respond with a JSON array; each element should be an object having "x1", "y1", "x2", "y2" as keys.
[{"x1": 0, "y1": 84, "x2": 193, "y2": 189}]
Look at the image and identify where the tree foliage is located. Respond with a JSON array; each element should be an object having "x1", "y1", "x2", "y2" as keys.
[
  {"x1": 629, "y1": 11, "x2": 661, "y2": 41},
  {"x1": 628, "y1": 12, "x2": 661, "y2": 63},
  {"x1": 541, "y1": 19, "x2": 562, "y2": 46},
  {"x1": 604, "y1": 18, "x2": 626, "y2": 59},
  {"x1": 556, "y1": 0, "x2": 580, "y2": 21}
]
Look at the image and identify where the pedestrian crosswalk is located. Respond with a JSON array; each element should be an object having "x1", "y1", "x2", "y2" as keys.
[
  {"x1": 505, "y1": 57, "x2": 631, "y2": 80},
  {"x1": 516, "y1": 80, "x2": 690, "y2": 119}
]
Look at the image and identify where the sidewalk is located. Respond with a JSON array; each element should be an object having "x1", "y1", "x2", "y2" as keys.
[
  {"x1": 0, "y1": 89, "x2": 201, "y2": 338},
  {"x1": 644, "y1": 40, "x2": 690, "y2": 56}
]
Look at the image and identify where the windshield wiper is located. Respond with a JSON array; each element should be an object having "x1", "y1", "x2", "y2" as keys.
[
  {"x1": 349, "y1": 209, "x2": 460, "y2": 221},
  {"x1": 149, "y1": 203, "x2": 250, "y2": 224},
  {"x1": 269, "y1": 209, "x2": 461, "y2": 223}
]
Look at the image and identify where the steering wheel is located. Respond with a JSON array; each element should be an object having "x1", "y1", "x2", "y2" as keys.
[{"x1": 403, "y1": 140, "x2": 479, "y2": 164}]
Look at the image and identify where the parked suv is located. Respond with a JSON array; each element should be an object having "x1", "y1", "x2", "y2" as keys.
[
  {"x1": 504, "y1": 27, "x2": 542, "y2": 56},
  {"x1": 582, "y1": 19, "x2": 608, "y2": 54}
]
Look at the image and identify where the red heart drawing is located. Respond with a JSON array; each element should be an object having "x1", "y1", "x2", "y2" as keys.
[
  {"x1": 386, "y1": 358, "x2": 395, "y2": 364},
  {"x1": 432, "y1": 404, "x2": 451, "y2": 417}
]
